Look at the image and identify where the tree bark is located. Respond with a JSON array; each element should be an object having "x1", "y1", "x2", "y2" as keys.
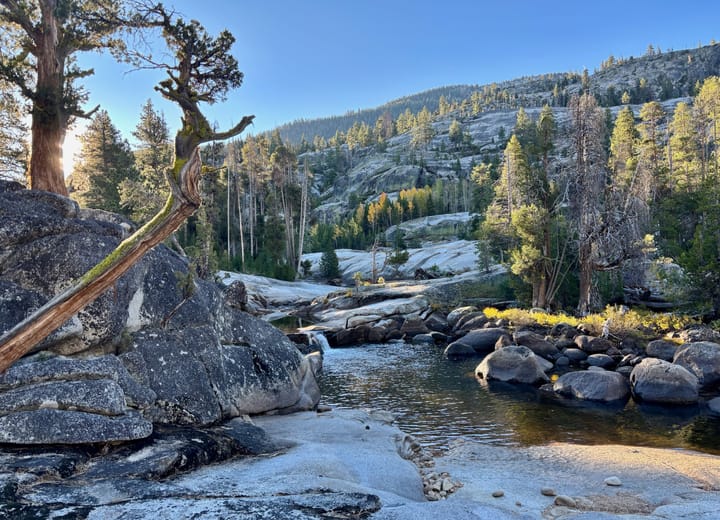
[
  {"x1": 29, "y1": 0, "x2": 69, "y2": 196},
  {"x1": 0, "y1": 148, "x2": 203, "y2": 373}
]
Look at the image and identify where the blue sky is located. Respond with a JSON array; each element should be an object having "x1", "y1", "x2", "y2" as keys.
[{"x1": 74, "y1": 0, "x2": 720, "y2": 146}]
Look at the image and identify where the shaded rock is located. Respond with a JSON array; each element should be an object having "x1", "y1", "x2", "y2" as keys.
[
  {"x1": 553, "y1": 370, "x2": 630, "y2": 402},
  {"x1": 630, "y1": 358, "x2": 699, "y2": 404},
  {"x1": 329, "y1": 324, "x2": 371, "y2": 346},
  {"x1": 673, "y1": 341, "x2": 720, "y2": 389},
  {"x1": 412, "y1": 334, "x2": 435, "y2": 345},
  {"x1": 83, "y1": 420, "x2": 278, "y2": 481},
  {"x1": 444, "y1": 342, "x2": 476, "y2": 358},
  {"x1": 563, "y1": 348, "x2": 588, "y2": 363},
  {"x1": 555, "y1": 356, "x2": 570, "y2": 367},
  {"x1": 677, "y1": 326, "x2": 720, "y2": 344},
  {"x1": 449, "y1": 328, "x2": 507, "y2": 354},
  {"x1": 513, "y1": 330, "x2": 558, "y2": 360},
  {"x1": 586, "y1": 353, "x2": 615, "y2": 369},
  {"x1": 574, "y1": 335, "x2": 613, "y2": 353},
  {"x1": 494, "y1": 334, "x2": 513, "y2": 349},
  {"x1": 708, "y1": 397, "x2": 720, "y2": 415},
  {"x1": 646, "y1": 339, "x2": 679, "y2": 361},
  {"x1": 446, "y1": 306, "x2": 478, "y2": 328},
  {"x1": 550, "y1": 323, "x2": 576, "y2": 337},
  {"x1": 476, "y1": 345, "x2": 550, "y2": 385},
  {"x1": 0, "y1": 379, "x2": 126, "y2": 416},
  {"x1": 0, "y1": 409, "x2": 152, "y2": 444},
  {"x1": 455, "y1": 313, "x2": 489, "y2": 332},
  {"x1": 127, "y1": 324, "x2": 318, "y2": 424},
  {"x1": 423, "y1": 312, "x2": 450, "y2": 333},
  {"x1": 223, "y1": 280, "x2": 248, "y2": 311},
  {"x1": 615, "y1": 366, "x2": 633, "y2": 377},
  {"x1": 429, "y1": 331, "x2": 451, "y2": 344},
  {"x1": 541, "y1": 487, "x2": 557, "y2": 496},
  {"x1": 400, "y1": 317, "x2": 430, "y2": 338}
]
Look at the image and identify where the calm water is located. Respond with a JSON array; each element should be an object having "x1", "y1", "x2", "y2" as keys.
[{"x1": 319, "y1": 342, "x2": 720, "y2": 454}]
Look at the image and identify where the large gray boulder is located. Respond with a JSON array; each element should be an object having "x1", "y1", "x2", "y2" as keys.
[
  {"x1": 553, "y1": 370, "x2": 630, "y2": 402},
  {"x1": 673, "y1": 341, "x2": 720, "y2": 389},
  {"x1": 0, "y1": 182, "x2": 321, "y2": 443},
  {"x1": 475, "y1": 345, "x2": 550, "y2": 385},
  {"x1": 447, "y1": 328, "x2": 507, "y2": 355},
  {"x1": 629, "y1": 358, "x2": 700, "y2": 404}
]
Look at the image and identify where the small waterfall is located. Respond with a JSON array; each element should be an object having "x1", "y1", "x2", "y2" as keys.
[{"x1": 308, "y1": 331, "x2": 331, "y2": 352}]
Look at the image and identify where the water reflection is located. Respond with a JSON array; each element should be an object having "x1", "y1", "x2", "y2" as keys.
[{"x1": 319, "y1": 342, "x2": 720, "y2": 453}]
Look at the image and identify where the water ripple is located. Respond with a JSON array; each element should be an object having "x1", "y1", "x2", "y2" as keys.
[{"x1": 319, "y1": 342, "x2": 720, "y2": 454}]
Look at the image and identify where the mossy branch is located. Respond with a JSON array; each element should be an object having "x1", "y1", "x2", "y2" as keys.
[{"x1": 0, "y1": 147, "x2": 204, "y2": 374}]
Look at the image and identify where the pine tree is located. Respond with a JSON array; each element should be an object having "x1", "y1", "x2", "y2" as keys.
[
  {"x1": 411, "y1": 107, "x2": 434, "y2": 149},
  {"x1": 119, "y1": 100, "x2": 173, "y2": 223},
  {"x1": 0, "y1": 83, "x2": 27, "y2": 181},
  {"x1": 319, "y1": 247, "x2": 340, "y2": 279},
  {"x1": 608, "y1": 106, "x2": 638, "y2": 189},
  {"x1": 68, "y1": 110, "x2": 137, "y2": 214},
  {"x1": 667, "y1": 102, "x2": 700, "y2": 191}
]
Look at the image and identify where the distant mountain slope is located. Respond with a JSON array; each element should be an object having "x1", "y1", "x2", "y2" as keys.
[{"x1": 274, "y1": 43, "x2": 720, "y2": 145}]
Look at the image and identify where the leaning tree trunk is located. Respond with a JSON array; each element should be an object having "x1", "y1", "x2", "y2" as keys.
[{"x1": 0, "y1": 148, "x2": 203, "y2": 373}]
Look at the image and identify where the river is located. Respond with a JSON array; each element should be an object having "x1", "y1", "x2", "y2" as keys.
[{"x1": 318, "y1": 341, "x2": 720, "y2": 454}]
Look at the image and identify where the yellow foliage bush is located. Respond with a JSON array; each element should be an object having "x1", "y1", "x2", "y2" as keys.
[{"x1": 482, "y1": 306, "x2": 698, "y2": 338}]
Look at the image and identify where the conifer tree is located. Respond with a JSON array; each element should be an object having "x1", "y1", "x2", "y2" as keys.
[
  {"x1": 608, "y1": 106, "x2": 638, "y2": 189},
  {"x1": 68, "y1": 110, "x2": 137, "y2": 213},
  {"x1": 119, "y1": 99, "x2": 173, "y2": 223},
  {"x1": 0, "y1": 0, "x2": 149, "y2": 195}
]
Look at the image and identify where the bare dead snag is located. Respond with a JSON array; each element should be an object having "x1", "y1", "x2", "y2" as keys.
[{"x1": 0, "y1": 147, "x2": 204, "y2": 373}]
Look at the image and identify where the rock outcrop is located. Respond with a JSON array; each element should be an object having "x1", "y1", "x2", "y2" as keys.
[{"x1": 0, "y1": 181, "x2": 320, "y2": 444}]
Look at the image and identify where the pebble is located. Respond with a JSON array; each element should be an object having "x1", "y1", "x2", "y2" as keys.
[
  {"x1": 605, "y1": 476, "x2": 622, "y2": 486},
  {"x1": 554, "y1": 495, "x2": 577, "y2": 508},
  {"x1": 492, "y1": 490, "x2": 505, "y2": 498},
  {"x1": 541, "y1": 487, "x2": 557, "y2": 496}
]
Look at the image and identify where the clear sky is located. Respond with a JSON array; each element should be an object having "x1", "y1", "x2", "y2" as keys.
[{"x1": 71, "y1": 0, "x2": 720, "y2": 148}]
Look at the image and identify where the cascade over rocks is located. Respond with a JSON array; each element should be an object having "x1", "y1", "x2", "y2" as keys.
[{"x1": 0, "y1": 181, "x2": 320, "y2": 444}]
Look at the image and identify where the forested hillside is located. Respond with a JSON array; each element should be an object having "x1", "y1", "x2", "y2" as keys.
[
  {"x1": 7, "y1": 41, "x2": 720, "y2": 315},
  {"x1": 275, "y1": 44, "x2": 720, "y2": 145}
]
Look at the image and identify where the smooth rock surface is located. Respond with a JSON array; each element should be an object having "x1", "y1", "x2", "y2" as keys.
[
  {"x1": 673, "y1": 341, "x2": 720, "y2": 389},
  {"x1": 553, "y1": 370, "x2": 630, "y2": 402},
  {"x1": 475, "y1": 345, "x2": 550, "y2": 385},
  {"x1": 630, "y1": 358, "x2": 700, "y2": 404}
]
